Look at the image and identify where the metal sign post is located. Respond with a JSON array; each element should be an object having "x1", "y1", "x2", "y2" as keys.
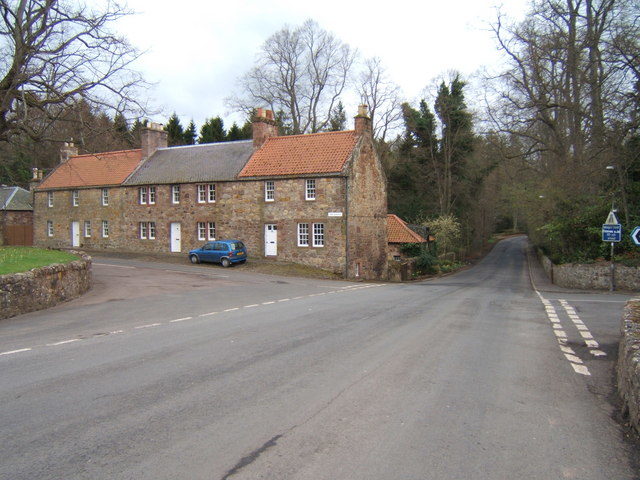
[{"x1": 602, "y1": 211, "x2": 621, "y2": 292}]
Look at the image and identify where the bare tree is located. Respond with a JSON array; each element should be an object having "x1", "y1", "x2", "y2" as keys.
[
  {"x1": 357, "y1": 57, "x2": 403, "y2": 142},
  {"x1": 0, "y1": 0, "x2": 148, "y2": 143},
  {"x1": 227, "y1": 19, "x2": 356, "y2": 134}
]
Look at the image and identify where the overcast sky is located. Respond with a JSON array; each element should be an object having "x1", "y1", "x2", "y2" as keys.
[{"x1": 116, "y1": 0, "x2": 530, "y2": 130}]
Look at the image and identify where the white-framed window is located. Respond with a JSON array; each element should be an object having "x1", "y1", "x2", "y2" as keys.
[
  {"x1": 305, "y1": 179, "x2": 316, "y2": 201},
  {"x1": 208, "y1": 222, "x2": 216, "y2": 241},
  {"x1": 197, "y1": 222, "x2": 206, "y2": 241},
  {"x1": 313, "y1": 223, "x2": 324, "y2": 247},
  {"x1": 139, "y1": 222, "x2": 147, "y2": 239},
  {"x1": 101, "y1": 188, "x2": 109, "y2": 206},
  {"x1": 84, "y1": 220, "x2": 91, "y2": 237},
  {"x1": 148, "y1": 186, "x2": 156, "y2": 205},
  {"x1": 47, "y1": 191, "x2": 54, "y2": 207},
  {"x1": 208, "y1": 184, "x2": 216, "y2": 203},
  {"x1": 148, "y1": 222, "x2": 156, "y2": 239},
  {"x1": 265, "y1": 181, "x2": 275, "y2": 202},
  {"x1": 139, "y1": 186, "x2": 147, "y2": 205},
  {"x1": 297, "y1": 223, "x2": 309, "y2": 247},
  {"x1": 172, "y1": 185, "x2": 180, "y2": 204},
  {"x1": 102, "y1": 220, "x2": 109, "y2": 238},
  {"x1": 47, "y1": 220, "x2": 53, "y2": 237},
  {"x1": 198, "y1": 184, "x2": 216, "y2": 203},
  {"x1": 197, "y1": 184, "x2": 206, "y2": 203},
  {"x1": 72, "y1": 190, "x2": 79, "y2": 206}
]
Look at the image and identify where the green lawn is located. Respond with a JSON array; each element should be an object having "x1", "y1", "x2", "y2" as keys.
[{"x1": 0, "y1": 247, "x2": 79, "y2": 275}]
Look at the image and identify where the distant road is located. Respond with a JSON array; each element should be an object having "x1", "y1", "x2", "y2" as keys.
[{"x1": 0, "y1": 236, "x2": 636, "y2": 479}]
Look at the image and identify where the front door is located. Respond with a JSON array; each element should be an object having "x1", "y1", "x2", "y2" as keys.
[
  {"x1": 71, "y1": 221, "x2": 80, "y2": 247},
  {"x1": 265, "y1": 224, "x2": 277, "y2": 256},
  {"x1": 170, "y1": 222, "x2": 181, "y2": 252}
]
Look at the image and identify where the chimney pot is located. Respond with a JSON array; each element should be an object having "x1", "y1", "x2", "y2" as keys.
[
  {"x1": 354, "y1": 104, "x2": 372, "y2": 137},
  {"x1": 59, "y1": 141, "x2": 79, "y2": 163}
]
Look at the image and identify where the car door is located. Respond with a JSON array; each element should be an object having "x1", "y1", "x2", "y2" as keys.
[
  {"x1": 201, "y1": 243, "x2": 215, "y2": 263},
  {"x1": 214, "y1": 242, "x2": 229, "y2": 262}
]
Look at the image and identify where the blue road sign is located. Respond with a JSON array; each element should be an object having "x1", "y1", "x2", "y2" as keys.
[
  {"x1": 631, "y1": 226, "x2": 640, "y2": 246},
  {"x1": 602, "y1": 224, "x2": 622, "y2": 242}
]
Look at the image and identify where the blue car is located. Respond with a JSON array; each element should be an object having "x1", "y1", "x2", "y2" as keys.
[{"x1": 188, "y1": 240, "x2": 247, "y2": 267}]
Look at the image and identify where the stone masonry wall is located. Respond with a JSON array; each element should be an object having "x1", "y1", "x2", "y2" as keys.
[
  {"x1": 617, "y1": 299, "x2": 640, "y2": 433},
  {"x1": 346, "y1": 136, "x2": 388, "y2": 280},
  {"x1": 35, "y1": 179, "x2": 349, "y2": 275},
  {"x1": 0, "y1": 251, "x2": 91, "y2": 320},
  {"x1": 537, "y1": 249, "x2": 640, "y2": 290}
]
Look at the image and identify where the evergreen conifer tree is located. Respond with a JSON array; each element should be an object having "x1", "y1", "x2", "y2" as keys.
[
  {"x1": 165, "y1": 112, "x2": 185, "y2": 146},
  {"x1": 198, "y1": 117, "x2": 226, "y2": 144},
  {"x1": 183, "y1": 120, "x2": 197, "y2": 145}
]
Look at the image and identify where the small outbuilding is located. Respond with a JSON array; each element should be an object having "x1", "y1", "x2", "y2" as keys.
[
  {"x1": 387, "y1": 214, "x2": 428, "y2": 261},
  {"x1": 0, "y1": 186, "x2": 33, "y2": 246}
]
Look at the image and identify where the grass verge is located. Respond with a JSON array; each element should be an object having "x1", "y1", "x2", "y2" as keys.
[{"x1": 0, "y1": 247, "x2": 79, "y2": 275}]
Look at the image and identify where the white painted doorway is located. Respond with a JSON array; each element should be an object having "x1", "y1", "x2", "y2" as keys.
[
  {"x1": 264, "y1": 224, "x2": 277, "y2": 256},
  {"x1": 170, "y1": 222, "x2": 181, "y2": 252},
  {"x1": 71, "y1": 221, "x2": 80, "y2": 247}
]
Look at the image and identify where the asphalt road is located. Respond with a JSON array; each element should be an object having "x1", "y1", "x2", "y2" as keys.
[{"x1": 0, "y1": 236, "x2": 637, "y2": 479}]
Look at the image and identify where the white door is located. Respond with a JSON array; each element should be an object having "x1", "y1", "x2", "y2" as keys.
[
  {"x1": 71, "y1": 221, "x2": 80, "y2": 247},
  {"x1": 265, "y1": 224, "x2": 277, "y2": 256},
  {"x1": 170, "y1": 222, "x2": 181, "y2": 252}
]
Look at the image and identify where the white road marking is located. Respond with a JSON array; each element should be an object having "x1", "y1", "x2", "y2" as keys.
[
  {"x1": 244, "y1": 304, "x2": 260, "y2": 308},
  {"x1": 554, "y1": 330, "x2": 568, "y2": 338},
  {"x1": 571, "y1": 364, "x2": 591, "y2": 376},
  {"x1": 110, "y1": 330, "x2": 124, "y2": 334},
  {"x1": 224, "y1": 308, "x2": 239, "y2": 312},
  {"x1": 292, "y1": 296, "x2": 305, "y2": 300},
  {"x1": 277, "y1": 298, "x2": 290, "y2": 302},
  {"x1": 134, "y1": 323, "x2": 161, "y2": 329},
  {"x1": 590, "y1": 350, "x2": 607, "y2": 356},
  {"x1": 579, "y1": 331, "x2": 594, "y2": 340},
  {"x1": 0, "y1": 348, "x2": 32, "y2": 356},
  {"x1": 262, "y1": 301, "x2": 276, "y2": 305},
  {"x1": 199, "y1": 312, "x2": 218, "y2": 317},
  {"x1": 586, "y1": 339, "x2": 599, "y2": 348},
  {"x1": 170, "y1": 317, "x2": 192, "y2": 323},
  {"x1": 46, "y1": 339, "x2": 80, "y2": 346},
  {"x1": 560, "y1": 345, "x2": 575, "y2": 354},
  {"x1": 559, "y1": 299, "x2": 605, "y2": 356},
  {"x1": 564, "y1": 354, "x2": 583, "y2": 364}
]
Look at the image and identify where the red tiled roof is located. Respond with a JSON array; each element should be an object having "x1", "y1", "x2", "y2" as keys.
[
  {"x1": 37, "y1": 149, "x2": 142, "y2": 189},
  {"x1": 238, "y1": 130, "x2": 357, "y2": 177},
  {"x1": 387, "y1": 214, "x2": 427, "y2": 243}
]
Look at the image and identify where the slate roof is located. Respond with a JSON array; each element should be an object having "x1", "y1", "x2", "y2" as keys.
[
  {"x1": 238, "y1": 130, "x2": 358, "y2": 178},
  {"x1": 124, "y1": 141, "x2": 253, "y2": 185},
  {"x1": 37, "y1": 149, "x2": 142, "y2": 190},
  {"x1": 0, "y1": 186, "x2": 32, "y2": 211},
  {"x1": 387, "y1": 214, "x2": 427, "y2": 243}
]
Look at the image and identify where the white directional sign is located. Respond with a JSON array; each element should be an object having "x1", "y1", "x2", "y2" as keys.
[{"x1": 631, "y1": 226, "x2": 640, "y2": 246}]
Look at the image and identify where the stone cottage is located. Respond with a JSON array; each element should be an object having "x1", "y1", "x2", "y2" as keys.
[
  {"x1": 33, "y1": 107, "x2": 388, "y2": 280},
  {"x1": 0, "y1": 185, "x2": 33, "y2": 245}
]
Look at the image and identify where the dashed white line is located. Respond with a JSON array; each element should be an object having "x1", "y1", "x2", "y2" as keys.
[
  {"x1": 224, "y1": 307, "x2": 239, "y2": 312},
  {"x1": 134, "y1": 323, "x2": 162, "y2": 329},
  {"x1": 170, "y1": 317, "x2": 192, "y2": 323},
  {"x1": 244, "y1": 304, "x2": 260, "y2": 308},
  {"x1": 571, "y1": 364, "x2": 591, "y2": 376},
  {"x1": 0, "y1": 348, "x2": 32, "y2": 356},
  {"x1": 277, "y1": 298, "x2": 290, "y2": 302},
  {"x1": 262, "y1": 301, "x2": 276, "y2": 305},
  {"x1": 46, "y1": 339, "x2": 80, "y2": 346},
  {"x1": 199, "y1": 312, "x2": 218, "y2": 317}
]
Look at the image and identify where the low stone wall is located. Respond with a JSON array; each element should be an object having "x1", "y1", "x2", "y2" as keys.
[
  {"x1": 0, "y1": 251, "x2": 91, "y2": 320},
  {"x1": 537, "y1": 249, "x2": 640, "y2": 291},
  {"x1": 617, "y1": 299, "x2": 640, "y2": 432}
]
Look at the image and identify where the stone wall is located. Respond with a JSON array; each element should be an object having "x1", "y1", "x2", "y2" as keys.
[
  {"x1": 537, "y1": 249, "x2": 640, "y2": 291},
  {"x1": 617, "y1": 299, "x2": 640, "y2": 433},
  {"x1": 0, "y1": 251, "x2": 91, "y2": 320}
]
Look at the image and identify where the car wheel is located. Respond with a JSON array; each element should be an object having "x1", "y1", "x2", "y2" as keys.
[
  {"x1": 190, "y1": 255, "x2": 199, "y2": 264},
  {"x1": 221, "y1": 258, "x2": 231, "y2": 268}
]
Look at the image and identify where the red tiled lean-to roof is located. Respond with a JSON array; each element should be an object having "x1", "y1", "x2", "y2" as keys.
[
  {"x1": 238, "y1": 130, "x2": 358, "y2": 177},
  {"x1": 387, "y1": 214, "x2": 427, "y2": 244},
  {"x1": 37, "y1": 149, "x2": 142, "y2": 189}
]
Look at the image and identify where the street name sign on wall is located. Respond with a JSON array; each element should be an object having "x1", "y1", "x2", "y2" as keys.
[
  {"x1": 602, "y1": 224, "x2": 622, "y2": 242},
  {"x1": 631, "y1": 226, "x2": 640, "y2": 246}
]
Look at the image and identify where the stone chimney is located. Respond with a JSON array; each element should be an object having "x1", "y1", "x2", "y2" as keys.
[
  {"x1": 59, "y1": 141, "x2": 78, "y2": 164},
  {"x1": 252, "y1": 108, "x2": 278, "y2": 149},
  {"x1": 29, "y1": 167, "x2": 42, "y2": 191},
  {"x1": 354, "y1": 104, "x2": 372, "y2": 138},
  {"x1": 141, "y1": 122, "x2": 168, "y2": 159}
]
